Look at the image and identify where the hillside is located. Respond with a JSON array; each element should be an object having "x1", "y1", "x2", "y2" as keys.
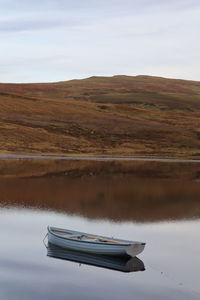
[{"x1": 0, "y1": 75, "x2": 200, "y2": 157}]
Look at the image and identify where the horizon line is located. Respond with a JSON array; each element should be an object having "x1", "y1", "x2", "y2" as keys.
[{"x1": 0, "y1": 74, "x2": 199, "y2": 84}]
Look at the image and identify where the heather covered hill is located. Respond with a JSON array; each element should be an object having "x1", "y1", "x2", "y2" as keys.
[
  {"x1": 0, "y1": 75, "x2": 200, "y2": 157},
  {"x1": 1, "y1": 75, "x2": 200, "y2": 111}
]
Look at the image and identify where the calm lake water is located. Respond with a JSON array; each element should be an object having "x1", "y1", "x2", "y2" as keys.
[{"x1": 0, "y1": 160, "x2": 200, "y2": 300}]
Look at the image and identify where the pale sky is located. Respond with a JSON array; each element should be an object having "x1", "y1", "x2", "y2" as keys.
[{"x1": 0, "y1": 0, "x2": 200, "y2": 82}]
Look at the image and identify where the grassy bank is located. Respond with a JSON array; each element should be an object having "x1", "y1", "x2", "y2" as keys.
[{"x1": 0, "y1": 75, "x2": 200, "y2": 157}]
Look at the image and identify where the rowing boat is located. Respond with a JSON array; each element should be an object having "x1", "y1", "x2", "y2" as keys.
[
  {"x1": 47, "y1": 243, "x2": 145, "y2": 272},
  {"x1": 47, "y1": 226, "x2": 145, "y2": 257}
]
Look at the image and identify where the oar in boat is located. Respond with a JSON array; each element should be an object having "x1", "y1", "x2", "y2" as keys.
[{"x1": 80, "y1": 235, "x2": 129, "y2": 244}]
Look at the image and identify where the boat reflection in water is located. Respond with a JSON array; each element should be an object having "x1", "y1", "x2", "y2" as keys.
[{"x1": 47, "y1": 243, "x2": 145, "y2": 273}]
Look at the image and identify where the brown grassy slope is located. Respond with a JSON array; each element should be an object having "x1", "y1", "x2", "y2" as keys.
[
  {"x1": 0, "y1": 75, "x2": 200, "y2": 156},
  {"x1": 1, "y1": 75, "x2": 200, "y2": 110},
  {"x1": 0, "y1": 159, "x2": 199, "y2": 178}
]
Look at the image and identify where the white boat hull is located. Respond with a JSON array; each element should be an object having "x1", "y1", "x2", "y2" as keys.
[{"x1": 47, "y1": 227, "x2": 145, "y2": 257}]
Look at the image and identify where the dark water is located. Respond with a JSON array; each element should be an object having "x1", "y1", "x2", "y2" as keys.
[{"x1": 0, "y1": 161, "x2": 200, "y2": 300}]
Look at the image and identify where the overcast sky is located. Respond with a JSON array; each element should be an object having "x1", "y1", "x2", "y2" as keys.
[{"x1": 0, "y1": 0, "x2": 200, "y2": 82}]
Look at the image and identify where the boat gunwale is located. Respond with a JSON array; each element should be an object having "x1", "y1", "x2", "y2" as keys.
[{"x1": 48, "y1": 226, "x2": 133, "y2": 247}]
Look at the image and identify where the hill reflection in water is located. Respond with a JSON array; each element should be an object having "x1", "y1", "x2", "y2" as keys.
[{"x1": 0, "y1": 159, "x2": 200, "y2": 222}]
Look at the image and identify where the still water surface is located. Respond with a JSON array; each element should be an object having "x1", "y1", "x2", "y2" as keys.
[{"x1": 0, "y1": 161, "x2": 200, "y2": 300}]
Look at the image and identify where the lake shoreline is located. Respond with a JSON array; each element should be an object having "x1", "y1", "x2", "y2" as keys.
[{"x1": 0, "y1": 152, "x2": 200, "y2": 163}]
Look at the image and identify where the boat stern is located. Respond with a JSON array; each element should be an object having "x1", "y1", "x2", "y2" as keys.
[{"x1": 126, "y1": 243, "x2": 145, "y2": 257}]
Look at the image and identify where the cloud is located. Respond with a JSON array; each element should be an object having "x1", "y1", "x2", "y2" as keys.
[
  {"x1": 0, "y1": 19, "x2": 61, "y2": 33},
  {"x1": 0, "y1": 15, "x2": 87, "y2": 33},
  {"x1": 0, "y1": 0, "x2": 200, "y2": 82}
]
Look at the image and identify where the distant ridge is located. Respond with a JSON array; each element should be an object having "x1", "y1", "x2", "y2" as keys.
[{"x1": 1, "y1": 74, "x2": 200, "y2": 85}]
